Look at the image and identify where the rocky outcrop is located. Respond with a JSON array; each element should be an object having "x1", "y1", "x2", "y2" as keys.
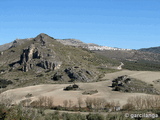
[
  {"x1": 17, "y1": 36, "x2": 61, "y2": 72},
  {"x1": 10, "y1": 34, "x2": 60, "y2": 72},
  {"x1": 37, "y1": 60, "x2": 55, "y2": 70},
  {"x1": 20, "y1": 44, "x2": 38, "y2": 64},
  {"x1": 64, "y1": 67, "x2": 91, "y2": 82},
  {"x1": 20, "y1": 44, "x2": 40, "y2": 72},
  {"x1": 112, "y1": 75, "x2": 131, "y2": 87},
  {"x1": 51, "y1": 67, "x2": 94, "y2": 82},
  {"x1": 33, "y1": 33, "x2": 53, "y2": 46},
  {"x1": 52, "y1": 72, "x2": 64, "y2": 81},
  {"x1": 112, "y1": 75, "x2": 160, "y2": 95},
  {"x1": 0, "y1": 52, "x2": 3, "y2": 55}
]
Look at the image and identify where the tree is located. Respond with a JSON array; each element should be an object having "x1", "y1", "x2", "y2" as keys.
[
  {"x1": 69, "y1": 99, "x2": 73, "y2": 109},
  {"x1": 46, "y1": 97, "x2": 54, "y2": 108},
  {"x1": 85, "y1": 97, "x2": 93, "y2": 110},
  {"x1": 63, "y1": 100, "x2": 68, "y2": 110},
  {"x1": 77, "y1": 97, "x2": 83, "y2": 110}
]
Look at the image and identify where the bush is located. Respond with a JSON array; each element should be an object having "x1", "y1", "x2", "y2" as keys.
[
  {"x1": 0, "y1": 79, "x2": 13, "y2": 88},
  {"x1": 114, "y1": 86, "x2": 121, "y2": 91},
  {"x1": 64, "y1": 85, "x2": 73, "y2": 91},
  {"x1": 25, "y1": 93, "x2": 32, "y2": 98},
  {"x1": 0, "y1": 105, "x2": 7, "y2": 120},
  {"x1": 62, "y1": 113, "x2": 86, "y2": 120},
  {"x1": 122, "y1": 103, "x2": 135, "y2": 111},
  {"x1": 64, "y1": 84, "x2": 79, "y2": 91},
  {"x1": 86, "y1": 113, "x2": 104, "y2": 120},
  {"x1": 106, "y1": 113, "x2": 131, "y2": 120},
  {"x1": 45, "y1": 111, "x2": 60, "y2": 120}
]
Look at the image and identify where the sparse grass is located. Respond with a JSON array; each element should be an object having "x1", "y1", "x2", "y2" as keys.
[
  {"x1": 0, "y1": 36, "x2": 120, "y2": 90},
  {"x1": 123, "y1": 60, "x2": 160, "y2": 71}
]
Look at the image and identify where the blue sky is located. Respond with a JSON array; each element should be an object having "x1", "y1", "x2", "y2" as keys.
[{"x1": 0, "y1": 0, "x2": 160, "y2": 49}]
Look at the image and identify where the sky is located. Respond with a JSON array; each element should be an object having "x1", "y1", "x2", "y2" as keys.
[{"x1": 0, "y1": 0, "x2": 160, "y2": 49}]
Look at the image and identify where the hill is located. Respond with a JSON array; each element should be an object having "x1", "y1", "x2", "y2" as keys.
[
  {"x1": 55, "y1": 38, "x2": 160, "y2": 71},
  {"x1": 57, "y1": 38, "x2": 131, "y2": 51},
  {"x1": 94, "y1": 50, "x2": 160, "y2": 71},
  {"x1": 0, "y1": 33, "x2": 119, "y2": 91},
  {"x1": 139, "y1": 46, "x2": 160, "y2": 53}
]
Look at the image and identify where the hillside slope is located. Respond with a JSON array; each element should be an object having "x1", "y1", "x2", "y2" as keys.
[
  {"x1": 0, "y1": 33, "x2": 119, "y2": 91},
  {"x1": 56, "y1": 38, "x2": 160, "y2": 71},
  {"x1": 139, "y1": 46, "x2": 160, "y2": 54}
]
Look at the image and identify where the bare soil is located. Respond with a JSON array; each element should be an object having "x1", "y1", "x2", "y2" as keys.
[{"x1": 1, "y1": 70, "x2": 160, "y2": 107}]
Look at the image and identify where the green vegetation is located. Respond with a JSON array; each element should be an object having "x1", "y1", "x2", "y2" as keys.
[
  {"x1": 0, "y1": 95, "x2": 160, "y2": 120},
  {"x1": 0, "y1": 79, "x2": 13, "y2": 88},
  {"x1": 86, "y1": 113, "x2": 104, "y2": 120},
  {"x1": 123, "y1": 60, "x2": 160, "y2": 71},
  {"x1": 0, "y1": 105, "x2": 160, "y2": 120},
  {"x1": 139, "y1": 46, "x2": 160, "y2": 54}
]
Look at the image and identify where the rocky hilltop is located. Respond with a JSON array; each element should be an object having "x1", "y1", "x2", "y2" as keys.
[{"x1": 0, "y1": 33, "x2": 120, "y2": 90}]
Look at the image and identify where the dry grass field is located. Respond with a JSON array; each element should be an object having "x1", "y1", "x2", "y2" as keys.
[{"x1": 1, "y1": 70, "x2": 160, "y2": 107}]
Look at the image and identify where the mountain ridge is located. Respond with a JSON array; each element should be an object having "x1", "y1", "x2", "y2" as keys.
[
  {"x1": 0, "y1": 34, "x2": 131, "y2": 52},
  {"x1": 1, "y1": 34, "x2": 160, "y2": 53},
  {"x1": 57, "y1": 38, "x2": 131, "y2": 51},
  {"x1": 139, "y1": 46, "x2": 160, "y2": 54}
]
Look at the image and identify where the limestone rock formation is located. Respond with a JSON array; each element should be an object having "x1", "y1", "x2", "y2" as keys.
[
  {"x1": 64, "y1": 67, "x2": 91, "y2": 82},
  {"x1": 10, "y1": 34, "x2": 62, "y2": 72},
  {"x1": 37, "y1": 60, "x2": 55, "y2": 70},
  {"x1": 111, "y1": 75, "x2": 160, "y2": 95},
  {"x1": 20, "y1": 44, "x2": 40, "y2": 72},
  {"x1": 19, "y1": 44, "x2": 61, "y2": 72}
]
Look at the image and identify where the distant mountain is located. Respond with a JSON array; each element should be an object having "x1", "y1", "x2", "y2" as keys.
[
  {"x1": 56, "y1": 39, "x2": 160, "y2": 70},
  {"x1": 139, "y1": 46, "x2": 160, "y2": 54},
  {"x1": 57, "y1": 39, "x2": 131, "y2": 51}
]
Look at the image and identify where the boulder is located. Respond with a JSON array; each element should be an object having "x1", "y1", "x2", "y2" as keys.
[{"x1": 52, "y1": 72, "x2": 63, "y2": 81}]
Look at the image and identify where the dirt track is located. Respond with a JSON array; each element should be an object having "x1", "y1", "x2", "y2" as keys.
[{"x1": 1, "y1": 70, "x2": 160, "y2": 107}]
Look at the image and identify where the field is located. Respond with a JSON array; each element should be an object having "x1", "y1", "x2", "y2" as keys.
[{"x1": 1, "y1": 70, "x2": 160, "y2": 108}]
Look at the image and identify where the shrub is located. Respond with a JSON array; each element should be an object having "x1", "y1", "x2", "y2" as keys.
[
  {"x1": 0, "y1": 79, "x2": 13, "y2": 88},
  {"x1": 62, "y1": 113, "x2": 86, "y2": 120},
  {"x1": 64, "y1": 84, "x2": 79, "y2": 91},
  {"x1": 86, "y1": 113, "x2": 104, "y2": 120},
  {"x1": 25, "y1": 93, "x2": 32, "y2": 98},
  {"x1": 122, "y1": 103, "x2": 135, "y2": 111},
  {"x1": 45, "y1": 111, "x2": 60, "y2": 120}
]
